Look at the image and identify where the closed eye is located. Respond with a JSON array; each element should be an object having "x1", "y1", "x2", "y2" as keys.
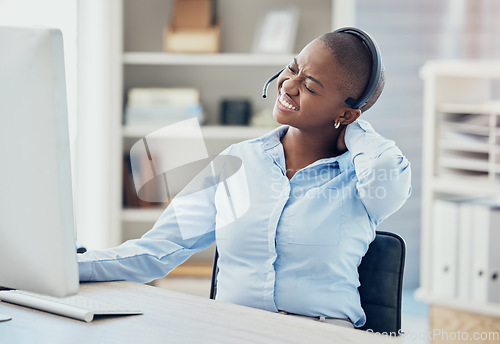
[
  {"x1": 288, "y1": 65, "x2": 315, "y2": 94},
  {"x1": 288, "y1": 59, "x2": 319, "y2": 95},
  {"x1": 304, "y1": 84, "x2": 316, "y2": 94}
]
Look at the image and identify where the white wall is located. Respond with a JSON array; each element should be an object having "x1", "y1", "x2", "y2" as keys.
[
  {"x1": 76, "y1": 0, "x2": 123, "y2": 249},
  {"x1": 0, "y1": 0, "x2": 123, "y2": 250},
  {"x1": 0, "y1": 0, "x2": 77, "y2": 159},
  {"x1": 356, "y1": 0, "x2": 500, "y2": 289}
]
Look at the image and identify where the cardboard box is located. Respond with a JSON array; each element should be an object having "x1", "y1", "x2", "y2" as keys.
[
  {"x1": 164, "y1": 24, "x2": 220, "y2": 53},
  {"x1": 172, "y1": 0, "x2": 212, "y2": 30}
]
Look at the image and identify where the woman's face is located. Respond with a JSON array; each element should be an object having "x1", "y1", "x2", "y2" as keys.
[{"x1": 273, "y1": 39, "x2": 350, "y2": 131}]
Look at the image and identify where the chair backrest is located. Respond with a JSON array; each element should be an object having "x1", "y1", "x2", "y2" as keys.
[
  {"x1": 357, "y1": 231, "x2": 405, "y2": 335},
  {"x1": 209, "y1": 249, "x2": 219, "y2": 300},
  {"x1": 210, "y1": 231, "x2": 405, "y2": 335}
]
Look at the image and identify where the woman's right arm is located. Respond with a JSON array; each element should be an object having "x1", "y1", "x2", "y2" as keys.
[
  {"x1": 78, "y1": 181, "x2": 217, "y2": 283},
  {"x1": 76, "y1": 145, "x2": 235, "y2": 284}
]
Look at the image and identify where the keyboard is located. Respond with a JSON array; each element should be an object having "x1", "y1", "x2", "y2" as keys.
[{"x1": 0, "y1": 290, "x2": 143, "y2": 322}]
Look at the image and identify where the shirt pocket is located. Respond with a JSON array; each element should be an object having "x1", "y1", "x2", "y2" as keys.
[{"x1": 286, "y1": 187, "x2": 343, "y2": 246}]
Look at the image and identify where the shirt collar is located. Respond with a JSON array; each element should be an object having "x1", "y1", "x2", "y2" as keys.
[
  {"x1": 306, "y1": 152, "x2": 351, "y2": 172},
  {"x1": 258, "y1": 126, "x2": 353, "y2": 173},
  {"x1": 260, "y1": 125, "x2": 289, "y2": 151},
  {"x1": 336, "y1": 151, "x2": 352, "y2": 172}
]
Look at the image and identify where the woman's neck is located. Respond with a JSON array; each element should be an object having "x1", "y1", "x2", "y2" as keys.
[{"x1": 281, "y1": 126, "x2": 345, "y2": 179}]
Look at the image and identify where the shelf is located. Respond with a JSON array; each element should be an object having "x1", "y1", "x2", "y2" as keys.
[
  {"x1": 123, "y1": 52, "x2": 295, "y2": 66},
  {"x1": 122, "y1": 124, "x2": 273, "y2": 139},
  {"x1": 416, "y1": 288, "x2": 500, "y2": 318},
  {"x1": 438, "y1": 102, "x2": 500, "y2": 115},
  {"x1": 163, "y1": 262, "x2": 213, "y2": 278},
  {"x1": 420, "y1": 61, "x2": 500, "y2": 323},
  {"x1": 443, "y1": 122, "x2": 490, "y2": 136},
  {"x1": 439, "y1": 139, "x2": 490, "y2": 153},
  {"x1": 122, "y1": 208, "x2": 164, "y2": 222},
  {"x1": 439, "y1": 157, "x2": 492, "y2": 173},
  {"x1": 431, "y1": 176, "x2": 500, "y2": 196},
  {"x1": 420, "y1": 60, "x2": 500, "y2": 78}
]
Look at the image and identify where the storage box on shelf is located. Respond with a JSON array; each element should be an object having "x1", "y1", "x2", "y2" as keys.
[
  {"x1": 164, "y1": 0, "x2": 220, "y2": 53},
  {"x1": 419, "y1": 60, "x2": 500, "y2": 333}
]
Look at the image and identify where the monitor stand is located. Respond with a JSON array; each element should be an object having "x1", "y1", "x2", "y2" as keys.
[
  {"x1": 0, "y1": 286, "x2": 12, "y2": 321},
  {"x1": 0, "y1": 313, "x2": 12, "y2": 322}
]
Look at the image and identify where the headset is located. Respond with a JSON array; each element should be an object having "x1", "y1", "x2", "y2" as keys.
[{"x1": 262, "y1": 27, "x2": 382, "y2": 110}]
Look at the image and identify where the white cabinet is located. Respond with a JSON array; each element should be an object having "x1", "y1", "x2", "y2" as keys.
[{"x1": 418, "y1": 60, "x2": 500, "y2": 317}]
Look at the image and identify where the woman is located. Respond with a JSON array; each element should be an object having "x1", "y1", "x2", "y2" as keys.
[{"x1": 78, "y1": 28, "x2": 411, "y2": 328}]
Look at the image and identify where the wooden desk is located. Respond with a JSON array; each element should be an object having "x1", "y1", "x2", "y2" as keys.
[{"x1": 0, "y1": 281, "x2": 401, "y2": 344}]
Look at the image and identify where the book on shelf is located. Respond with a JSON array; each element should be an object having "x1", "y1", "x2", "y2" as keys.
[
  {"x1": 432, "y1": 198, "x2": 500, "y2": 304},
  {"x1": 124, "y1": 118, "x2": 210, "y2": 209},
  {"x1": 469, "y1": 204, "x2": 500, "y2": 304},
  {"x1": 123, "y1": 154, "x2": 166, "y2": 209},
  {"x1": 123, "y1": 154, "x2": 141, "y2": 208},
  {"x1": 457, "y1": 202, "x2": 474, "y2": 301},
  {"x1": 432, "y1": 199, "x2": 459, "y2": 299},
  {"x1": 124, "y1": 88, "x2": 205, "y2": 126}
]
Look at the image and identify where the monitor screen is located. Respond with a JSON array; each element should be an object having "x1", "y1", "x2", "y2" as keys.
[{"x1": 0, "y1": 26, "x2": 79, "y2": 297}]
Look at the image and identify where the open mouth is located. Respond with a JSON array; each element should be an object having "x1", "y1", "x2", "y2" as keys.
[{"x1": 278, "y1": 89, "x2": 299, "y2": 111}]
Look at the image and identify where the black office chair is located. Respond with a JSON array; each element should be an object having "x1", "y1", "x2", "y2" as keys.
[
  {"x1": 357, "y1": 231, "x2": 405, "y2": 335},
  {"x1": 210, "y1": 231, "x2": 406, "y2": 335}
]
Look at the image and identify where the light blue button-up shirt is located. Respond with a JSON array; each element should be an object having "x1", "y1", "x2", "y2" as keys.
[{"x1": 78, "y1": 119, "x2": 411, "y2": 327}]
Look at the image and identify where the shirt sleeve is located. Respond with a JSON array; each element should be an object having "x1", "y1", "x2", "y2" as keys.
[
  {"x1": 344, "y1": 119, "x2": 412, "y2": 226},
  {"x1": 78, "y1": 147, "x2": 235, "y2": 283}
]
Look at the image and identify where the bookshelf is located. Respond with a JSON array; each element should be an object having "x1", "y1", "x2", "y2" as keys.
[
  {"x1": 418, "y1": 61, "x2": 500, "y2": 323},
  {"x1": 122, "y1": 124, "x2": 274, "y2": 140},
  {"x1": 123, "y1": 52, "x2": 296, "y2": 66},
  {"x1": 75, "y1": 0, "x2": 359, "y2": 268},
  {"x1": 116, "y1": 0, "x2": 355, "y2": 249}
]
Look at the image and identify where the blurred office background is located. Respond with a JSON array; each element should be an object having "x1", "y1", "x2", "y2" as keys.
[{"x1": 2, "y1": 1, "x2": 500, "y2": 341}]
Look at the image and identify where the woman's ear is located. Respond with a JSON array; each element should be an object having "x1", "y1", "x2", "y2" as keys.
[{"x1": 337, "y1": 108, "x2": 361, "y2": 125}]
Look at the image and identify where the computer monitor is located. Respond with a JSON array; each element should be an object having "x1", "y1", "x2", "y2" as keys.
[{"x1": 0, "y1": 26, "x2": 79, "y2": 298}]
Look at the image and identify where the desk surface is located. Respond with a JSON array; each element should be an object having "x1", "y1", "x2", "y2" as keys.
[{"x1": 0, "y1": 281, "x2": 401, "y2": 344}]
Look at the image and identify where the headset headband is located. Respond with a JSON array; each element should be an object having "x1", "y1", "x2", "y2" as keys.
[
  {"x1": 262, "y1": 27, "x2": 382, "y2": 110},
  {"x1": 334, "y1": 27, "x2": 382, "y2": 109}
]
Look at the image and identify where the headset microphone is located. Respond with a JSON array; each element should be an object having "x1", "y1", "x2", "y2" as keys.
[{"x1": 262, "y1": 68, "x2": 285, "y2": 98}]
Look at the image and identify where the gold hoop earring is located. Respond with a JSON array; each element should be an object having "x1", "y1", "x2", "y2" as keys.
[{"x1": 334, "y1": 121, "x2": 340, "y2": 129}]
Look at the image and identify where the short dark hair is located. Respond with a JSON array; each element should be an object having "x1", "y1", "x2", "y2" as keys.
[{"x1": 319, "y1": 31, "x2": 385, "y2": 113}]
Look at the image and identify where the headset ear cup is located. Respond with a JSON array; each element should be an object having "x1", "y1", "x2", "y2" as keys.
[
  {"x1": 262, "y1": 67, "x2": 285, "y2": 98},
  {"x1": 332, "y1": 27, "x2": 382, "y2": 109}
]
